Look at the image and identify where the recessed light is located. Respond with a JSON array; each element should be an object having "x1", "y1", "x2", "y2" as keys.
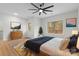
[{"x1": 13, "y1": 13, "x2": 18, "y2": 16}]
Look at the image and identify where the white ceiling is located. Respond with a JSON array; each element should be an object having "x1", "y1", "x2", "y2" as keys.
[{"x1": 0, "y1": 3, "x2": 79, "y2": 18}]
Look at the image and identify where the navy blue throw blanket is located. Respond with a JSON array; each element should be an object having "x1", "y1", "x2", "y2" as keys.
[
  {"x1": 67, "y1": 35, "x2": 79, "y2": 53},
  {"x1": 24, "y1": 36, "x2": 54, "y2": 52}
]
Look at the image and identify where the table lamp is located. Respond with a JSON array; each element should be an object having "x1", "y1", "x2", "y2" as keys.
[{"x1": 72, "y1": 30, "x2": 78, "y2": 35}]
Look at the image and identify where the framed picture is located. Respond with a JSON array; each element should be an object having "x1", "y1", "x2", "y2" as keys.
[
  {"x1": 48, "y1": 22, "x2": 55, "y2": 33},
  {"x1": 10, "y1": 22, "x2": 21, "y2": 29},
  {"x1": 54, "y1": 21, "x2": 63, "y2": 34},
  {"x1": 66, "y1": 18, "x2": 77, "y2": 27},
  {"x1": 48, "y1": 20, "x2": 63, "y2": 34},
  {"x1": 28, "y1": 22, "x2": 31, "y2": 31}
]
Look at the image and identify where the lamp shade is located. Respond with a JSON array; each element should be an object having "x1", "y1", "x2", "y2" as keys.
[{"x1": 72, "y1": 30, "x2": 78, "y2": 35}]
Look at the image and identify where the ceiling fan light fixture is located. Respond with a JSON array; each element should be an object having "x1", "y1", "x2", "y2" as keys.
[
  {"x1": 13, "y1": 12, "x2": 18, "y2": 16},
  {"x1": 29, "y1": 3, "x2": 54, "y2": 15},
  {"x1": 39, "y1": 10, "x2": 43, "y2": 12}
]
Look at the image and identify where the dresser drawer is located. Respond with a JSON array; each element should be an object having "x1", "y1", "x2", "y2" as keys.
[{"x1": 10, "y1": 31, "x2": 23, "y2": 40}]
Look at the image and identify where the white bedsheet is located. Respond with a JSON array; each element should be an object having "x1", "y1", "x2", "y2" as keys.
[{"x1": 40, "y1": 37, "x2": 65, "y2": 55}]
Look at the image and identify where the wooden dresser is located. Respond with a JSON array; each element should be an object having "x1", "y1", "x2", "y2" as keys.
[{"x1": 10, "y1": 31, "x2": 23, "y2": 40}]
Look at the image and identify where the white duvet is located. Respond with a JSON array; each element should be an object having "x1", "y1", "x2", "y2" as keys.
[{"x1": 40, "y1": 37, "x2": 69, "y2": 56}]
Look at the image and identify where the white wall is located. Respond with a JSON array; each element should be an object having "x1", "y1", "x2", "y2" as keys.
[
  {"x1": 41, "y1": 10, "x2": 78, "y2": 38},
  {"x1": 0, "y1": 13, "x2": 27, "y2": 41},
  {"x1": 0, "y1": 13, "x2": 41, "y2": 40},
  {"x1": 0, "y1": 19, "x2": 3, "y2": 40},
  {"x1": 78, "y1": 8, "x2": 79, "y2": 29},
  {"x1": 25, "y1": 17, "x2": 41, "y2": 38},
  {"x1": 0, "y1": 9, "x2": 78, "y2": 40}
]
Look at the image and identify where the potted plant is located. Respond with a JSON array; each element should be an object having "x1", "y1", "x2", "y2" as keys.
[{"x1": 38, "y1": 26, "x2": 43, "y2": 36}]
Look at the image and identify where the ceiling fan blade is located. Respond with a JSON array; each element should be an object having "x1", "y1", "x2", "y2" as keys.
[
  {"x1": 31, "y1": 3, "x2": 39, "y2": 9},
  {"x1": 32, "y1": 10, "x2": 39, "y2": 14},
  {"x1": 43, "y1": 11, "x2": 47, "y2": 14},
  {"x1": 39, "y1": 12, "x2": 41, "y2": 15},
  {"x1": 43, "y1": 5, "x2": 54, "y2": 10},
  {"x1": 44, "y1": 10, "x2": 53, "y2": 12},
  {"x1": 28, "y1": 9, "x2": 37, "y2": 10}
]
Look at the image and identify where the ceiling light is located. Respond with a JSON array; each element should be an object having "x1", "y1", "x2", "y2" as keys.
[
  {"x1": 72, "y1": 30, "x2": 78, "y2": 35},
  {"x1": 39, "y1": 10, "x2": 43, "y2": 12},
  {"x1": 13, "y1": 13, "x2": 18, "y2": 16}
]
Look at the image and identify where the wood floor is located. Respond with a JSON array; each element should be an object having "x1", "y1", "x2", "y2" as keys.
[
  {"x1": 0, "y1": 41, "x2": 19, "y2": 56},
  {"x1": 0, "y1": 39, "x2": 48, "y2": 56}
]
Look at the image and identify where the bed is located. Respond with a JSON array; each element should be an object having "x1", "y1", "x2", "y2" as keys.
[
  {"x1": 0, "y1": 37, "x2": 79, "y2": 56},
  {"x1": 24, "y1": 36, "x2": 54, "y2": 52},
  {"x1": 40, "y1": 37, "x2": 71, "y2": 56},
  {"x1": 24, "y1": 36, "x2": 73, "y2": 56}
]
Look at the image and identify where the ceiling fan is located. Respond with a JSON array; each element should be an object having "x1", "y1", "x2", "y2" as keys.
[{"x1": 28, "y1": 3, "x2": 54, "y2": 15}]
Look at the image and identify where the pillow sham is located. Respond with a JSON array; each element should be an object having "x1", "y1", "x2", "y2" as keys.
[{"x1": 60, "y1": 38, "x2": 70, "y2": 50}]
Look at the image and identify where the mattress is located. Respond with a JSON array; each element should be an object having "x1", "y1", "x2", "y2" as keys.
[{"x1": 40, "y1": 37, "x2": 71, "y2": 56}]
